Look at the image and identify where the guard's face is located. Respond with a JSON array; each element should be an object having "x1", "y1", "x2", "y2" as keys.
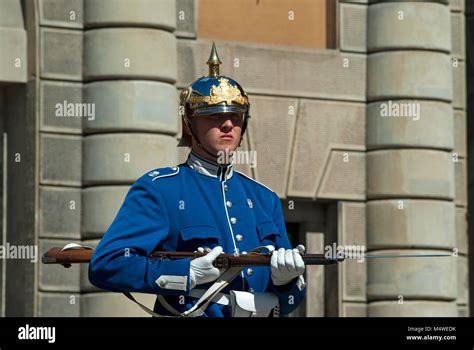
[{"x1": 190, "y1": 112, "x2": 243, "y2": 155}]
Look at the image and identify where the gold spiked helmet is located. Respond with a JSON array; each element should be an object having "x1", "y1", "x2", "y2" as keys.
[{"x1": 178, "y1": 42, "x2": 250, "y2": 147}]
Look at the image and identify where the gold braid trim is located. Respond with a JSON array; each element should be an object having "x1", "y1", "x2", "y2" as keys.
[{"x1": 188, "y1": 78, "x2": 249, "y2": 106}]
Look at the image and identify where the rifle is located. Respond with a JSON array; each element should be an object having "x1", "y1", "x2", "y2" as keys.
[
  {"x1": 41, "y1": 244, "x2": 342, "y2": 269},
  {"x1": 42, "y1": 243, "x2": 451, "y2": 269}
]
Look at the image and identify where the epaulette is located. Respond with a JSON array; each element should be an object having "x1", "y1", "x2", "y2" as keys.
[{"x1": 147, "y1": 166, "x2": 180, "y2": 181}]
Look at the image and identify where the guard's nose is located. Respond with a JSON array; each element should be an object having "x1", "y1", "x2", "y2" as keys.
[{"x1": 221, "y1": 118, "x2": 234, "y2": 131}]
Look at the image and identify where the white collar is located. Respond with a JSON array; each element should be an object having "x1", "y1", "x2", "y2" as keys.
[{"x1": 186, "y1": 151, "x2": 234, "y2": 180}]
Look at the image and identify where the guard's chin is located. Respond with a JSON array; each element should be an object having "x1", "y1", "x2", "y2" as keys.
[{"x1": 217, "y1": 140, "x2": 238, "y2": 150}]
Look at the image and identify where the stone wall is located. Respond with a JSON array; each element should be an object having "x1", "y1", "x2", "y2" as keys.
[
  {"x1": 0, "y1": 0, "x2": 468, "y2": 317},
  {"x1": 465, "y1": 0, "x2": 474, "y2": 317},
  {"x1": 37, "y1": 0, "x2": 180, "y2": 316}
]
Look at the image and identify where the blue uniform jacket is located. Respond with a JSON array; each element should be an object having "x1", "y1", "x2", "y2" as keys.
[{"x1": 89, "y1": 151, "x2": 306, "y2": 317}]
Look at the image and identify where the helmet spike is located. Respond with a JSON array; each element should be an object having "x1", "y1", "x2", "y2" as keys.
[{"x1": 206, "y1": 42, "x2": 222, "y2": 77}]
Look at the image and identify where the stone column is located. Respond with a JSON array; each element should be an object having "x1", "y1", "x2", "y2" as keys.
[
  {"x1": 450, "y1": 0, "x2": 469, "y2": 317},
  {"x1": 465, "y1": 0, "x2": 474, "y2": 317},
  {"x1": 366, "y1": 0, "x2": 458, "y2": 316},
  {"x1": 37, "y1": 0, "x2": 83, "y2": 317},
  {"x1": 337, "y1": 0, "x2": 370, "y2": 317},
  {"x1": 81, "y1": 0, "x2": 179, "y2": 316}
]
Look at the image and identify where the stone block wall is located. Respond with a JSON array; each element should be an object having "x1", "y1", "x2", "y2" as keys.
[{"x1": 0, "y1": 0, "x2": 468, "y2": 317}]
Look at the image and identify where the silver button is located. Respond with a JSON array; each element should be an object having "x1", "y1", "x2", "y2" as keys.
[
  {"x1": 248, "y1": 288, "x2": 254, "y2": 293},
  {"x1": 171, "y1": 166, "x2": 178, "y2": 171},
  {"x1": 247, "y1": 268, "x2": 253, "y2": 276},
  {"x1": 235, "y1": 234, "x2": 243, "y2": 242},
  {"x1": 224, "y1": 184, "x2": 228, "y2": 191},
  {"x1": 226, "y1": 201, "x2": 232, "y2": 208},
  {"x1": 158, "y1": 280, "x2": 166, "y2": 288},
  {"x1": 230, "y1": 217, "x2": 237, "y2": 224},
  {"x1": 242, "y1": 251, "x2": 248, "y2": 255}
]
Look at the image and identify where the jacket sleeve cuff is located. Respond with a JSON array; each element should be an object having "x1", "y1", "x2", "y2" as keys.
[
  {"x1": 151, "y1": 258, "x2": 192, "y2": 295},
  {"x1": 271, "y1": 275, "x2": 307, "y2": 315}
]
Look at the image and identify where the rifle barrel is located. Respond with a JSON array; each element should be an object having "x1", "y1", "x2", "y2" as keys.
[{"x1": 152, "y1": 252, "x2": 340, "y2": 266}]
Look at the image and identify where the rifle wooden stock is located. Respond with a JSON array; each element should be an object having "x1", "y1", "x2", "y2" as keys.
[
  {"x1": 42, "y1": 247, "x2": 341, "y2": 268},
  {"x1": 42, "y1": 247, "x2": 93, "y2": 267}
]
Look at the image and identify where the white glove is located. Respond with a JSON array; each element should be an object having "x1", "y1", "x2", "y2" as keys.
[
  {"x1": 189, "y1": 246, "x2": 224, "y2": 289},
  {"x1": 271, "y1": 247, "x2": 305, "y2": 286}
]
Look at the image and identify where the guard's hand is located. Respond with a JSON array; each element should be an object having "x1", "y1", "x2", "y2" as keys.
[
  {"x1": 271, "y1": 247, "x2": 305, "y2": 286},
  {"x1": 189, "y1": 246, "x2": 224, "y2": 289}
]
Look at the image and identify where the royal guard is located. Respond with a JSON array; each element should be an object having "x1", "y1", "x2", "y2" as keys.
[{"x1": 89, "y1": 43, "x2": 307, "y2": 317}]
